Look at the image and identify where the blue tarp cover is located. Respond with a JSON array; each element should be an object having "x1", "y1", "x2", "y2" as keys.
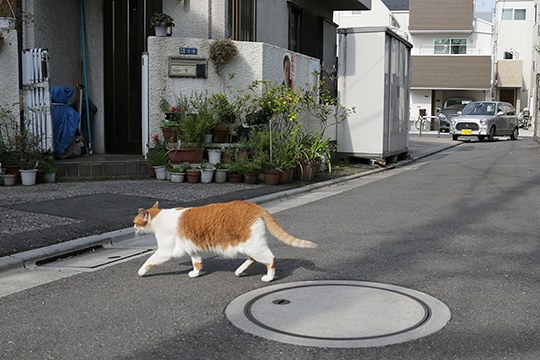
[{"x1": 51, "y1": 86, "x2": 80, "y2": 159}]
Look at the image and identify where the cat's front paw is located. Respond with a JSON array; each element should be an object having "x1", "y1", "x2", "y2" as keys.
[
  {"x1": 261, "y1": 275, "x2": 275, "y2": 282},
  {"x1": 138, "y1": 267, "x2": 147, "y2": 277}
]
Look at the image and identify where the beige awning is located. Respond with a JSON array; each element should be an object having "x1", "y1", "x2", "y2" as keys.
[{"x1": 497, "y1": 60, "x2": 523, "y2": 88}]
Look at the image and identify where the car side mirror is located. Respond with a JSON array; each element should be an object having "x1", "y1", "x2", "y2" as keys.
[
  {"x1": 497, "y1": 111, "x2": 504, "y2": 116},
  {"x1": 457, "y1": 111, "x2": 462, "y2": 115}
]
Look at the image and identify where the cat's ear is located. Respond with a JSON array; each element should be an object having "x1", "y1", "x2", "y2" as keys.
[{"x1": 152, "y1": 201, "x2": 159, "y2": 209}]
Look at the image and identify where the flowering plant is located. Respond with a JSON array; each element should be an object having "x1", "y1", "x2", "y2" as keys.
[{"x1": 146, "y1": 135, "x2": 168, "y2": 166}]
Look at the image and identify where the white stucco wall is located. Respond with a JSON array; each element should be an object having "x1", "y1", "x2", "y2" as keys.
[
  {"x1": 0, "y1": 29, "x2": 20, "y2": 112},
  {"x1": 147, "y1": 37, "x2": 320, "y2": 141},
  {"x1": 334, "y1": 0, "x2": 395, "y2": 28},
  {"x1": 495, "y1": 0, "x2": 534, "y2": 110}
]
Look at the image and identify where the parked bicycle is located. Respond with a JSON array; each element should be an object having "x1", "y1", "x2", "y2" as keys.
[{"x1": 414, "y1": 117, "x2": 431, "y2": 132}]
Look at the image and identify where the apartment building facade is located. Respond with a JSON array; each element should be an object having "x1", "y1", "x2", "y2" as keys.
[{"x1": 408, "y1": 0, "x2": 493, "y2": 121}]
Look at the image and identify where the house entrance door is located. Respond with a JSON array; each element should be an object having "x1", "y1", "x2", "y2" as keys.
[
  {"x1": 499, "y1": 89, "x2": 515, "y2": 107},
  {"x1": 104, "y1": 0, "x2": 161, "y2": 154}
]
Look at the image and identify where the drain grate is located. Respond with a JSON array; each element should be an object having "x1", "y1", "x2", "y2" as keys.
[
  {"x1": 37, "y1": 247, "x2": 153, "y2": 269},
  {"x1": 226, "y1": 280, "x2": 451, "y2": 348}
]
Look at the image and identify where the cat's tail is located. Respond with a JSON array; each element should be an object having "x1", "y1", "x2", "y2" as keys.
[{"x1": 261, "y1": 211, "x2": 318, "y2": 248}]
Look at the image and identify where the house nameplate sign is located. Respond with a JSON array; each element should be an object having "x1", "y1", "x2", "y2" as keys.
[{"x1": 168, "y1": 57, "x2": 207, "y2": 78}]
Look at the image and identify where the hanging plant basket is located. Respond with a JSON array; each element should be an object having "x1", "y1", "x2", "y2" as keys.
[{"x1": 209, "y1": 38, "x2": 238, "y2": 76}]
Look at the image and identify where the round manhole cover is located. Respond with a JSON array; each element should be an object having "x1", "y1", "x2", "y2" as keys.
[{"x1": 225, "y1": 280, "x2": 451, "y2": 348}]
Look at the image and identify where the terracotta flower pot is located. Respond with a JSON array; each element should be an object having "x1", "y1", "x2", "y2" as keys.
[
  {"x1": 168, "y1": 149, "x2": 204, "y2": 164},
  {"x1": 211, "y1": 124, "x2": 229, "y2": 143},
  {"x1": 147, "y1": 166, "x2": 156, "y2": 178},
  {"x1": 186, "y1": 169, "x2": 201, "y2": 183},
  {"x1": 279, "y1": 168, "x2": 292, "y2": 184},
  {"x1": 161, "y1": 127, "x2": 178, "y2": 143},
  {"x1": 264, "y1": 169, "x2": 280, "y2": 185},
  {"x1": 228, "y1": 172, "x2": 243, "y2": 183},
  {"x1": 244, "y1": 171, "x2": 258, "y2": 184},
  {"x1": 299, "y1": 161, "x2": 319, "y2": 181}
]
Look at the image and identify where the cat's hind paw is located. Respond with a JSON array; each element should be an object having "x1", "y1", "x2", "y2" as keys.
[{"x1": 188, "y1": 270, "x2": 204, "y2": 278}]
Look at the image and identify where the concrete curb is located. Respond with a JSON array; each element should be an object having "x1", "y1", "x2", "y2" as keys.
[{"x1": 0, "y1": 141, "x2": 460, "y2": 275}]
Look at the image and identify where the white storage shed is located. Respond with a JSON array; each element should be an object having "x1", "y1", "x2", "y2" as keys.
[{"x1": 337, "y1": 26, "x2": 412, "y2": 162}]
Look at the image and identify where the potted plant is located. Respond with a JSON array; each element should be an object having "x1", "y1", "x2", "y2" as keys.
[
  {"x1": 170, "y1": 96, "x2": 218, "y2": 164},
  {"x1": 209, "y1": 93, "x2": 237, "y2": 142},
  {"x1": 273, "y1": 132, "x2": 302, "y2": 184},
  {"x1": 150, "y1": 12, "x2": 174, "y2": 37},
  {"x1": 298, "y1": 132, "x2": 331, "y2": 181},
  {"x1": 221, "y1": 146, "x2": 235, "y2": 163},
  {"x1": 262, "y1": 162, "x2": 281, "y2": 185},
  {"x1": 207, "y1": 148, "x2": 222, "y2": 164},
  {"x1": 37, "y1": 151, "x2": 57, "y2": 183},
  {"x1": 238, "y1": 156, "x2": 261, "y2": 184},
  {"x1": 185, "y1": 166, "x2": 201, "y2": 183},
  {"x1": 146, "y1": 136, "x2": 169, "y2": 179},
  {"x1": 13, "y1": 127, "x2": 43, "y2": 186},
  {"x1": 226, "y1": 159, "x2": 243, "y2": 183},
  {"x1": 0, "y1": 104, "x2": 22, "y2": 183},
  {"x1": 168, "y1": 162, "x2": 189, "y2": 183},
  {"x1": 208, "y1": 38, "x2": 238, "y2": 76},
  {"x1": 214, "y1": 162, "x2": 228, "y2": 183},
  {"x1": 199, "y1": 161, "x2": 216, "y2": 183},
  {"x1": 159, "y1": 98, "x2": 184, "y2": 142}
]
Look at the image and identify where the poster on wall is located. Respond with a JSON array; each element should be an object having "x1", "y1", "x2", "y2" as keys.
[{"x1": 282, "y1": 52, "x2": 295, "y2": 89}]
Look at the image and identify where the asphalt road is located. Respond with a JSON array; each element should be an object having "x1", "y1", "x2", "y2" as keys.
[{"x1": 1, "y1": 137, "x2": 539, "y2": 359}]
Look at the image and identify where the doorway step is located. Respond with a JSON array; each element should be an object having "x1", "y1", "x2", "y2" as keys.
[{"x1": 55, "y1": 154, "x2": 148, "y2": 181}]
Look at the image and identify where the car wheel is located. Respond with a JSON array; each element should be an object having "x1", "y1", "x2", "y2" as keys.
[
  {"x1": 478, "y1": 135, "x2": 485, "y2": 141},
  {"x1": 452, "y1": 135, "x2": 459, "y2": 141},
  {"x1": 510, "y1": 127, "x2": 519, "y2": 141},
  {"x1": 487, "y1": 126, "x2": 496, "y2": 141}
]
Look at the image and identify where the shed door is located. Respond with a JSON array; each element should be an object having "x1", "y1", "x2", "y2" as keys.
[{"x1": 104, "y1": 0, "x2": 161, "y2": 154}]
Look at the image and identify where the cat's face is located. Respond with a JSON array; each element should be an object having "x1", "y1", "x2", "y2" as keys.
[{"x1": 133, "y1": 202, "x2": 160, "y2": 234}]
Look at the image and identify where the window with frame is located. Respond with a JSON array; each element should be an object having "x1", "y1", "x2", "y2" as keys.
[
  {"x1": 434, "y1": 38, "x2": 467, "y2": 54},
  {"x1": 502, "y1": 8, "x2": 526, "y2": 20},
  {"x1": 227, "y1": 0, "x2": 256, "y2": 41},
  {"x1": 288, "y1": 3, "x2": 302, "y2": 53}
]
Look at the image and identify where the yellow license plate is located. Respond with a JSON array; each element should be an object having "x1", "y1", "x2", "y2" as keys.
[{"x1": 461, "y1": 129, "x2": 473, "y2": 135}]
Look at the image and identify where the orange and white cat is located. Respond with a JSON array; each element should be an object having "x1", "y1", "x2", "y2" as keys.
[{"x1": 133, "y1": 200, "x2": 317, "y2": 282}]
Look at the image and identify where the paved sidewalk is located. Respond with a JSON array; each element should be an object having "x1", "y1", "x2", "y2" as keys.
[{"x1": 0, "y1": 133, "x2": 457, "y2": 271}]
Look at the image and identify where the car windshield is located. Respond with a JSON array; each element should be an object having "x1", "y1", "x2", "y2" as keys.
[{"x1": 461, "y1": 102, "x2": 496, "y2": 116}]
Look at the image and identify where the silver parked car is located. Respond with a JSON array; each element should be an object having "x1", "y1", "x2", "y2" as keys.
[{"x1": 451, "y1": 101, "x2": 519, "y2": 141}]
